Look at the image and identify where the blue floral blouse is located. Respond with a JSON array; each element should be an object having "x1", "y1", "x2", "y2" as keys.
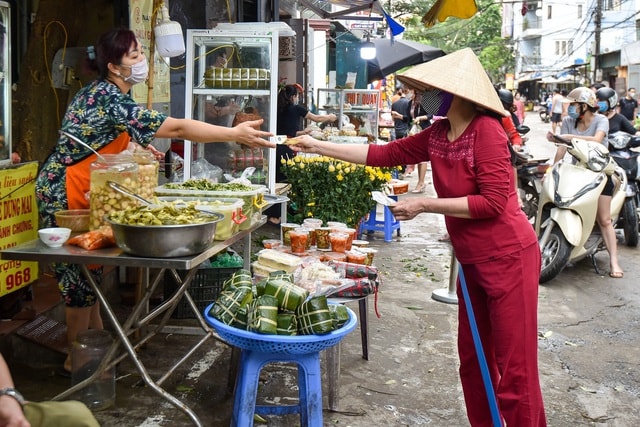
[{"x1": 36, "y1": 79, "x2": 167, "y2": 226}]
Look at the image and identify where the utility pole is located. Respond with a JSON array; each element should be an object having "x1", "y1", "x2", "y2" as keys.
[{"x1": 593, "y1": 0, "x2": 603, "y2": 83}]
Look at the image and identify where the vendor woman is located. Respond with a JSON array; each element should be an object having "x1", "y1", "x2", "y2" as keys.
[{"x1": 35, "y1": 27, "x2": 274, "y2": 374}]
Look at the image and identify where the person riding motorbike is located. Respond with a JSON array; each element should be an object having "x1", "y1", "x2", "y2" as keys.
[
  {"x1": 547, "y1": 86, "x2": 623, "y2": 278},
  {"x1": 596, "y1": 87, "x2": 639, "y2": 136},
  {"x1": 596, "y1": 86, "x2": 640, "y2": 247}
]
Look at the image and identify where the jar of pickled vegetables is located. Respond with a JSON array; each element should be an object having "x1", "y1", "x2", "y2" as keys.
[
  {"x1": 89, "y1": 154, "x2": 138, "y2": 229},
  {"x1": 132, "y1": 151, "x2": 159, "y2": 201}
]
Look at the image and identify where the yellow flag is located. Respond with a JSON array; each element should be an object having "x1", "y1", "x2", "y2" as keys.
[{"x1": 422, "y1": 0, "x2": 478, "y2": 28}]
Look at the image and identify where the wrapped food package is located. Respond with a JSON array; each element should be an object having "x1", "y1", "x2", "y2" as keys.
[
  {"x1": 223, "y1": 269, "x2": 253, "y2": 291},
  {"x1": 329, "y1": 304, "x2": 350, "y2": 328},
  {"x1": 257, "y1": 249, "x2": 303, "y2": 273},
  {"x1": 233, "y1": 306, "x2": 248, "y2": 329},
  {"x1": 296, "y1": 295, "x2": 334, "y2": 335},
  {"x1": 247, "y1": 295, "x2": 279, "y2": 334},
  {"x1": 209, "y1": 287, "x2": 253, "y2": 325},
  {"x1": 251, "y1": 260, "x2": 282, "y2": 279},
  {"x1": 276, "y1": 313, "x2": 298, "y2": 336},
  {"x1": 263, "y1": 279, "x2": 309, "y2": 312}
]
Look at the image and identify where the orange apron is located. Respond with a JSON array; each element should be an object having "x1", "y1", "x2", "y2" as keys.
[{"x1": 66, "y1": 132, "x2": 131, "y2": 209}]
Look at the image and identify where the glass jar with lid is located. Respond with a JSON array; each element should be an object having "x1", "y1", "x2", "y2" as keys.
[{"x1": 89, "y1": 153, "x2": 138, "y2": 229}]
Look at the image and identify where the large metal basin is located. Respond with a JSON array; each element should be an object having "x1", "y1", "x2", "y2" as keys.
[{"x1": 106, "y1": 213, "x2": 223, "y2": 258}]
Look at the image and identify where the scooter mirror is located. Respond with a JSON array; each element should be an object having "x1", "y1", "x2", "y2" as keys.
[{"x1": 516, "y1": 125, "x2": 530, "y2": 135}]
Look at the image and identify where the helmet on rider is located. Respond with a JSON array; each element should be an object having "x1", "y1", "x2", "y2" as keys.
[
  {"x1": 595, "y1": 87, "x2": 618, "y2": 113},
  {"x1": 497, "y1": 89, "x2": 514, "y2": 110},
  {"x1": 565, "y1": 87, "x2": 597, "y2": 108}
]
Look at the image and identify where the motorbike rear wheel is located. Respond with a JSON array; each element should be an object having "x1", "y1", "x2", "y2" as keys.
[
  {"x1": 520, "y1": 184, "x2": 539, "y2": 225},
  {"x1": 621, "y1": 197, "x2": 639, "y2": 247},
  {"x1": 539, "y1": 225, "x2": 572, "y2": 283}
]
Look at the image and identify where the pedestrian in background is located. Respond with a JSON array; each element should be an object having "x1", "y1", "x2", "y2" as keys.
[
  {"x1": 265, "y1": 83, "x2": 336, "y2": 224},
  {"x1": 408, "y1": 87, "x2": 432, "y2": 193},
  {"x1": 290, "y1": 48, "x2": 547, "y2": 427},
  {"x1": 550, "y1": 88, "x2": 564, "y2": 134},
  {"x1": 515, "y1": 92, "x2": 526, "y2": 124},
  {"x1": 617, "y1": 87, "x2": 638, "y2": 122},
  {"x1": 391, "y1": 87, "x2": 413, "y2": 176}
]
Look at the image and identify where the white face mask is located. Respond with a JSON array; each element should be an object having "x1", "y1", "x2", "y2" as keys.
[{"x1": 120, "y1": 59, "x2": 149, "y2": 85}]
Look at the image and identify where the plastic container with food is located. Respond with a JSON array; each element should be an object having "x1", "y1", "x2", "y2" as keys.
[
  {"x1": 155, "y1": 181, "x2": 267, "y2": 230},
  {"x1": 156, "y1": 196, "x2": 246, "y2": 240}
]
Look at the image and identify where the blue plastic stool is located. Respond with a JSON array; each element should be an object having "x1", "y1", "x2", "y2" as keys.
[
  {"x1": 204, "y1": 303, "x2": 357, "y2": 427},
  {"x1": 359, "y1": 195, "x2": 401, "y2": 242},
  {"x1": 233, "y1": 350, "x2": 322, "y2": 426}
]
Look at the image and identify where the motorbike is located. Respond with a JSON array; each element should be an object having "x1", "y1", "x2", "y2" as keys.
[
  {"x1": 607, "y1": 131, "x2": 640, "y2": 247},
  {"x1": 516, "y1": 153, "x2": 549, "y2": 224},
  {"x1": 539, "y1": 98, "x2": 552, "y2": 123},
  {"x1": 535, "y1": 134, "x2": 627, "y2": 283},
  {"x1": 512, "y1": 125, "x2": 549, "y2": 223}
]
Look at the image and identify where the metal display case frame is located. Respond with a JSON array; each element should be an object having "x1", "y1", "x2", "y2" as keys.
[
  {"x1": 183, "y1": 24, "x2": 293, "y2": 193},
  {"x1": 317, "y1": 88, "x2": 379, "y2": 141}
]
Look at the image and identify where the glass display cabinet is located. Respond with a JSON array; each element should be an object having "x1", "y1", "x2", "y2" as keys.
[
  {"x1": 317, "y1": 89, "x2": 379, "y2": 142},
  {"x1": 183, "y1": 24, "x2": 293, "y2": 192},
  {"x1": 0, "y1": 1, "x2": 11, "y2": 166}
]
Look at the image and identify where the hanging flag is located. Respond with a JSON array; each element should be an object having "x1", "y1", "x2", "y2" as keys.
[
  {"x1": 422, "y1": 0, "x2": 478, "y2": 28},
  {"x1": 382, "y1": 10, "x2": 405, "y2": 37}
]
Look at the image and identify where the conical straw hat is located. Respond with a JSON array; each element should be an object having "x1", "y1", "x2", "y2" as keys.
[{"x1": 397, "y1": 47, "x2": 506, "y2": 116}]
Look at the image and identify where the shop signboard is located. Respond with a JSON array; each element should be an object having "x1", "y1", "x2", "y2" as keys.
[{"x1": 0, "y1": 162, "x2": 39, "y2": 296}]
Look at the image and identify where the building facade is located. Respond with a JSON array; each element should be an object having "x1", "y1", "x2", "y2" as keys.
[{"x1": 503, "y1": 0, "x2": 640, "y2": 101}]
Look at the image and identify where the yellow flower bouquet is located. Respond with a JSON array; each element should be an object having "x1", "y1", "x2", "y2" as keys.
[{"x1": 281, "y1": 154, "x2": 394, "y2": 228}]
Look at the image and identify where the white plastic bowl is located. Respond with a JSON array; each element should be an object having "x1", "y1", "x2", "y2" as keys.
[{"x1": 38, "y1": 227, "x2": 72, "y2": 248}]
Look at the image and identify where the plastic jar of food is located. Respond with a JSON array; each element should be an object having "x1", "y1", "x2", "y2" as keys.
[
  {"x1": 329, "y1": 232, "x2": 350, "y2": 253},
  {"x1": 89, "y1": 154, "x2": 138, "y2": 229},
  {"x1": 289, "y1": 228, "x2": 309, "y2": 254}
]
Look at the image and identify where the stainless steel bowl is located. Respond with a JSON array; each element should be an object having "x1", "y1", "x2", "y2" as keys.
[{"x1": 106, "y1": 213, "x2": 223, "y2": 257}]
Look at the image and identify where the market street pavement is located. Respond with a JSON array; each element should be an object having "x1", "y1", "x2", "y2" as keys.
[{"x1": 10, "y1": 110, "x2": 640, "y2": 426}]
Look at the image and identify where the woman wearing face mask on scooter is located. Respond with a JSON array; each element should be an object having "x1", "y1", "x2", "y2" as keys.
[
  {"x1": 35, "y1": 27, "x2": 274, "y2": 375},
  {"x1": 547, "y1": 86, "x2": 623, "y2": 278}
]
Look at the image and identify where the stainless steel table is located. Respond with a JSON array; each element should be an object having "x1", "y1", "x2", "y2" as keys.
[{"x1": 0, "y1": 217, "x2": 267, "y2": 426}]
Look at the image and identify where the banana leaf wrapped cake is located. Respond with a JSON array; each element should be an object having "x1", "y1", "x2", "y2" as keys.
[
  {"x1": 209, "y1": 287, "x2": 253, "y2": 325},
  {"x1": 296, "y1": 295, "x2": 334, "y2": 335},
  {"x1": 276, "y1": 313, "x2": 298, "y2": 336},
  {"x1": 247, "y1": 295, "x2": 279, "y2": 334},
  {"x1": 209, "y1": 269, "x2": 351, "y2": 336},
  {"x1": 263, "y1": 278, "x2": 309, "y2": 312}
]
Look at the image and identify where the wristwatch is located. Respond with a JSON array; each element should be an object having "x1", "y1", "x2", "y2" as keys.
[{"x1": 0, "y1": 388, "x2": 25, "y2": 406}]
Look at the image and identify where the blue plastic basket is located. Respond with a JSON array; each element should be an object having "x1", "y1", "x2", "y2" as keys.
[{"x1": 204, "y1": 303, "x2": 357, "y2": 354}]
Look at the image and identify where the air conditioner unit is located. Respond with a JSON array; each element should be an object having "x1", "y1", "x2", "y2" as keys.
[{"x1": 527, "y1": 2, "x2": 538, "y2": 11}]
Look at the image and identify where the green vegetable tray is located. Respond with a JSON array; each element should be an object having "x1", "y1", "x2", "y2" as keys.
[{"x1": 155, "y1": 184, "x2": 268, "y2": 230}]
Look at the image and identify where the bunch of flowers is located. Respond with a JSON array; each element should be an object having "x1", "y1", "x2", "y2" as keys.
[{"x1": 281, "y1": 154, "x2": 395, "y2": 228}]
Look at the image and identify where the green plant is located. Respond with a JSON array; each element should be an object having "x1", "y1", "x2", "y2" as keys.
[{"x1": 281, "y1": 154, "x2": 395, "y2": 228}]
